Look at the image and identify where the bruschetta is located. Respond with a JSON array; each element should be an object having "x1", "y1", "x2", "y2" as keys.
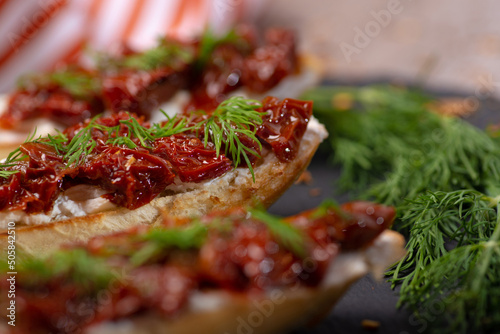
[
  {"x1": 0, "y1": 96, "x2": 327, "y2": 255},
  {"x1": 0, "y1": 201, "x2": 405, "y2": 334}
]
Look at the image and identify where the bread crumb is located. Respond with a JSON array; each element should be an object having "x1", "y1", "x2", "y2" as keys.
[
  {"x1": 309, "y1": 188, "x2": 321, "y2": 197},
  {"x1": 295, "y1": 170, "x2": 313, "y2": 185},
  {"x1": 361, "y1": 319, "x2": 380, "y2": 331}
]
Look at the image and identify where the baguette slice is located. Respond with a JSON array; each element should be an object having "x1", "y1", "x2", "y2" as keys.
[
  {"x1": 0, "y1": 117, "x2": 327, "y2": 256},
  {"x1": 0, "y1": 201, "x2": 406, "y2": 334},
  {"x1": 86, "y1": 230, "x2": 405, "y2": 334}
]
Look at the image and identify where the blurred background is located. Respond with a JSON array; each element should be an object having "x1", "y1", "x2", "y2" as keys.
[
  {"x1": 258, "y1": 0, "x2": 500, "y2": 98},
  {"x1": 0, "y1": 0, "x2": 498, "y2": 97}
]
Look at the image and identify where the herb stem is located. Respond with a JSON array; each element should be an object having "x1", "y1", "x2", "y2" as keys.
[{"x1": 472, "y1": 202, "x2": 500, "y2": 294}]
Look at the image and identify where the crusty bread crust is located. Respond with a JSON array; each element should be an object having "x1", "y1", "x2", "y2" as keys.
[
  {"x1": 0, "y1": 118, "x2": 328, "y2": 256},
  {"x1": 85, "y1": 230, "x2": 406, "y2": 334}
]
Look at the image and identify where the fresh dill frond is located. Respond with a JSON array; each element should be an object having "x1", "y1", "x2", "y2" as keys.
[
  {"x1": 149, "y1": 111, "x2": 192, "y2": 138},
  {"x1": 119, "y1": 117, "x2": 154, "y2": 148},
  {"x1": 122, "y1": 41, "x2": 194, "y2": 71},
  {"x1": 0, "y1": 170, "x2": 18, "y2": 178},
  {"x1": 387, "y1": 191, "x2": 500, "y2": 333},
  {"x1": 19, "y1": 249, "x2": 114, "y2": 290},
  {"x1": 131, "y1": 223, "x2": 208, "y2": 266},
  {"x1": 301, "y1": 85, "x2": 500, "y2": 204},
  {"x1": 199, "y1": 96, "x2": 264, "y2": 181},
  {"x1": 0, "y1": 148, "x2": 24, "y2": 178},
  {"x1": 249, "y1": 207, "x2": 307, "y2": 257},
  {"x1": 49, "y1": 70, "x2": 101, "y2": 98},
  {"x1": 57, "y1": 116, "x2": 100, "y2": 166},
  {"x1": 0, "y1": 100, "x2": 265, "y2": 176},
  {"x1": 17, "y1": 69, "x2": 101, "y2": 99},
  {"x1": 97, "y1": 39, "x2": 194, "y2": 72},
  {"x1": 0, "y1": 129, "x2": 38, "y2": 178},
  {"x1": 302, "y1": 84, "x2": 500, "y2": 333},
  {"x1": 196, "y1": 28, "x2": 245, "y2": 69},
  {"x1": 387, "y1": 190, "x2": 496, "y2": 286}
]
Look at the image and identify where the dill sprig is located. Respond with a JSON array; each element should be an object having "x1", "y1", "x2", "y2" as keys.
[
  {"x1": 196, "y1": 28, "x2": 246, "y2": 69},
  {"x1": 0, "y1": 97, "x2": 266, "y2": 177},
  {"x1": 387, "y1": 190, "x2": 500, "y2": 333},
  {"x1": 18, "y1": 69, "x2": 101, "y2": 99},
  {"x1": 249, "y1": 207, "x2": 307, "y2": 257},
  {"x1": 62, "y1": 119, "x2": 97, "y2": 166},
  {"x1": 18, "y1": 249, "x2": 114, "y2": 290},
  {"x1": 149, "y1": 111, "x2": 191, "y2": 138},
  {"x1": 0, "y1": 169, "x2": 18, "y2": 178},
  {"x1": 37, "y1": 113, "x2": 191, "y2": 166},
  {"x1": 97, "y1": 39, "x2": 194, "y2": 72},
  {"x1": 130, "y1": 223, "x2": 208, "y2": 266},
  {"x1": 301, "y1": 85, "x2": 500, "y2": 204},
  {"x1": 0, "y1": 130, "x2": 39, "y2": 178},
  {"x1": 302, "y1": 84, "x2": 500, "y2": 333},
  {"x1": 199, "y1": 96, "x2": 264, "y2": 181}
]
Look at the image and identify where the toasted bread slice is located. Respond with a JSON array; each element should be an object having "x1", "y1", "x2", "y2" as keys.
[
  {"x1": 85, "y1": 230, "x2": 405, "y2": 334},
  {"x1": 0, "y1": 117, "x2": 327, "y2": 256}
]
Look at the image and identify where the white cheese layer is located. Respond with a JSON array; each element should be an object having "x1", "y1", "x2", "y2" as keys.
[{"x1": 0, "y1": 185, "x2": 117, "y2": 229}]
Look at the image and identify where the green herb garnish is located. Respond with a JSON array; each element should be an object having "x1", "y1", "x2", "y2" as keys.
[
  {"x1": 19, "y1": 249, "x2": 114, "y2": 290},
  {"x1": 196, "y1": 28, "x2": 245, "y2": 69},
  {"x1": 388, "y1": 191, "x2": 500, "y2": 333},
  {"x1": 131, "y1": 223, "x2": 208, "y2": 266},
  {"x1": 199, "y1": 96, "x2": 264, "y2": 181},
  {"x1": 249, "y1": 207, "x2": 307, "y2": 257},
  {"x1": 0, "y1": 97, "x2": 265, "y2": 177},
  {"x1": 302, "y1": 85, "x2": 500, "y2": 202},
  {"x1": 0, "y1": 129, "x2": 39, "y2": 178},
  {"x1": 18, "y1": 69, "x2": 101, "y2": 99},
  {"x1": 302, "y1": 84, "x2": 500, "y2": 333},
  {"x1": 97, "y1": 39, "x2": 194, "y2": 72}
]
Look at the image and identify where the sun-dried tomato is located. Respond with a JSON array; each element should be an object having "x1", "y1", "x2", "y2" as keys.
[
  {"x1": 256, "y1": 96, "x2": 312, "y2": 161},
  {"x1": 153, "y1": 134, "x2": 233, "y2": 183},
  {"x1": 102, "y1": 67, "x2": 190, "y2": 117},
  {"x1": 241, "y1": 28, "x2": 297, "y2": 93},
  {"x1": 76, "y1": 147, "x2": 175, "y2": 209},
  {"x1": 0, "y1": 87, "x2": 104, "y2": 129}
]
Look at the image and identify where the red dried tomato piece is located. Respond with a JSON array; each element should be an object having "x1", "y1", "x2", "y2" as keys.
[
  {"x1": 0, "y1": 88, "x2": 104, "y2": 129},
  {"x1": 292, "y1": 201, "x2": 396, "y2": 251},
  {"x1": 15, "y1": 283, "x2": 82, "y2": 334},
  {"x1": 63, "y1": 111, "x2": 148, "y2": 150},
  {"x1": 153, "y1": 134, "x2": 233, "y2": 183},
  {"x1": 0, "y1": 173, "x2": 24, "y2": 212},
  {"x1": 186, "y1": 44, "x2": 246, "y2": 112},
  {"x1": 0, "y1": 144, "x2": 65, "y2": 213},
  {"x1": 256, "y1": 97, "x2": 312, "y2": 162},
  {"x1": 339, "y1": 201, "x2": 396, "y2": 250},
  {"x1": 77, "y1": 147, "x2": 175, "y2": 209},
  {"x1": 20, "y1": 142, "x2": 64, "y2": 170},
  {"x1": 199, "y1": 218, "x2": 331, "y2": 291},
  {"x1": 127, "y1": 266, "x2": 195, "y2": 316},
  {"x1": 241, "y1": 28, "x2": 297, "y2": 93},
  {"x1": 102, "y1": 67, "x2": 189, "y2": 117}
]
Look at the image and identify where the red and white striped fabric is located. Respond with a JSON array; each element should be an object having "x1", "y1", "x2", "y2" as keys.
[{"x1": 0, "y1": 0, "x2": 264, "y2": 93}]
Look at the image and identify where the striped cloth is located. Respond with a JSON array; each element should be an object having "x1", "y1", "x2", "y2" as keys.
[{"x1": 0, "y1": 0, "x2": 264, "y2": 93}]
